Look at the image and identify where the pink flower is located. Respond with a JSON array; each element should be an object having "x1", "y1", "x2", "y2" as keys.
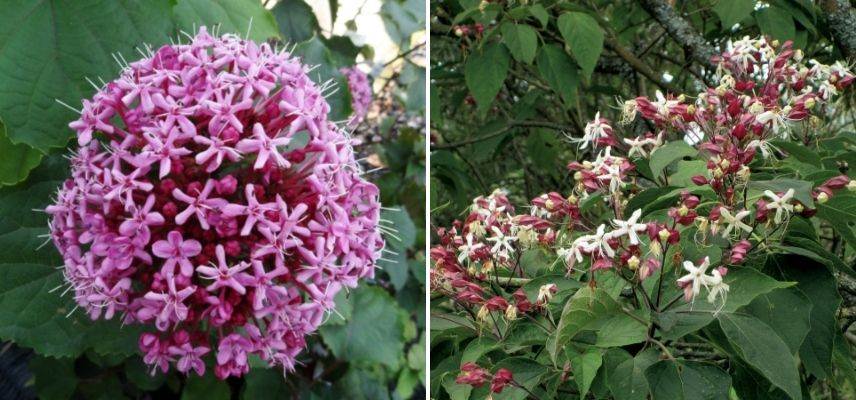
[
  {"x1": 152, "y1": 231, "x2": 202, "y2": 277},
  {"x1": 172, "y1": 179, "x2": 228, "y2": 229},
  {"x1": 196, "y1": 245, "x2": 252, "y2": 294},
  {"x1": 340, "y1": 66, "x2": 372, "y2": 127},
  {"x1": 214, "y1": 333, "x2": 253, "y2": 379},
  {"x1": 48, "y1": 28, "x2": 383, "y2": 380},
  {"x1": 221, "y1": 184, "x2": 277, "y2": 236},
  {"x1": 140, "y1": 278, "x2": 196, "y2": 331},
  {"x1": 236, "y1": 123, "x2": 292, "y2": 169},
  {"x1": 169, "y1": 340, "x2": 210, "y2": 376}
]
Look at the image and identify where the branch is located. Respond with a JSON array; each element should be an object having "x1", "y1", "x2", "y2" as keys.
[
  {"x1": 431, "y1": 120, "x2": 576, "y2": 150},
  {"x1": 637, "y1": 0, "x2": 717, "y2": 71},
  {"x1": 604, "y1": 36, "x2": 676, "y2": 93},
  {"x1": 822, "y1": 0, "x2": 856, "y2": 60}
]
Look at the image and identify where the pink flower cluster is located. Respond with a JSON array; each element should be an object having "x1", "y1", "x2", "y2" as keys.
[
  {"x1": 340, "y1": 66, "x2": 372, "y2": 128},
  {"x1": 46, "y1": 28, "x2": 384, "y2": 379}
]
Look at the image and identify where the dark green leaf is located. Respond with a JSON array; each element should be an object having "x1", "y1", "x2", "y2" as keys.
[
  {"x1": 172, "y1": 0, "x2": 280, "y2": 42},
  {"x1": 649, "y1": 141, "x2": 696, "y2": 181},
  {"x1": 465, "y1": 43, "x2": 510, "y2": 113},
  {"x1": 714, "y1": 0, "x2": 756, "y2": 28},
  {"x1": 755, "y1": 6, "x2": 796, "y2": 42},
  {"x1": 645, "y1": 360, "x2": 732, "y2": 400},
  {"x1": 0, "y1": 122, "x2": 42, "y2": 187},
  {"x1": 742, "y1": 288, "x2": 811, "y2": 354},
  {"x1": 569, "y1": 348, "x2": 602, "y2": 398},
  {"x1": 717, "y1": 313, "x2": 801, "y2": 400},
  {"x1": 272, "y1": 0, "x2": 319, "y2": 43},
  {"x1": 0, "y1": 0, "x2": 174, "y2": 153},
  {"x1": 381, "y1": 206, "x2": 417, "y2": 251},
  {"x1": 536, "y1": 44, "x2": 579, "y2": 104},
  {"x1": 320, "y1": 287, "x2": 405, "y2": 369},
  {"x1": 557, "y1": 12, "x2": 604, "y2": 78},
  {"x1": 501, "y1": 23, "x2": 538, "y2": 64}
]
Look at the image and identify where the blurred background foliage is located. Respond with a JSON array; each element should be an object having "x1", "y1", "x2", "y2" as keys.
[
  {"x1": 429, "y1": 0, "x2": 856, "y2": 224},
  {"x1": 0, "y1": 0, "x2": 425, "y2": 399}
]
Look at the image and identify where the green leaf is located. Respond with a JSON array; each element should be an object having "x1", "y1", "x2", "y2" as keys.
[
  {"x1": 465, "y1": 43, "x2": 510, "y2": 113},
  {"x1": 549, "y1": 287, "x2": 619, "y2": 364},
  {"x1": 777, "y1": 256, "x2": 840, "y2": 379},
  {"x1": 717, "y1": 313, "x2": 802, "y2": 400},
  {"x1": 124, "y1": 357, "x2": 166, "y2": 392},
  {"x1": 491, "y1": 357, "x2": 548, "y2": 400},
  {"x1": 501, "y1": 22, "x2": 538, "y2": 64},
  {"x1": 755, "y1": 6, "x2": 795, "y2": 42},
  {"x1": 645, "y1": 360, "x2": 732, "y2": 400},
  {"x1": 381, "y1": 206, "x2": 417, "y2": 251},
  {"x1": 659, "y1": 268, "x2": 794, "y2": 339},
  {"x1": 525, "y1": 129, "x2": 561, "y2": 171},
  {"x1": 172, "y1": 0, "x2": 280, "y2": 43},
  {"x1": 816, "y1": 193, "x2": 856, "y2": 249},
  {"x1": 0, "y1": 121, "x2": 42, "y2": 187},
  {"x1": 528, "y1": 4, "x2": 549, "y2": 28},
  {"x1": 714, "y1": 0, "x2": 756, "y2": 28},
  {"x1": 569, "y1": 348, "x2": 603, "y2": 398},
  {"x1": 461, "y1": 336, "x2": 499, "y2": 365},
  {"x1": 242, "y1": 368, "x2": 291, "y2": 399},
  {"x1": 556, "y1": 12, "x2": 603, "y2": 79},
  {"x1": 182, "y1": 373, "x2": 231, "y2": 400},
  {"x1": 595, "y1": 313, "x2": 648, "y2": 347},
  {"x1": 536, "y1": 44, "x2": 579, "y2": 104},
  {"x1": 272, "y1": 0, "x2": 319, "y2": 43},
  {"x1": 771, "y1": 139, "x2": 822, "y2": 167},
  {"x1": 0, "y1": 0, "x2": 174, "y2": 153},
  {"x1": 320, "y1": 287, "x2": 405, "y2": 369},
  {"x1": 742, "y1": 288, "x2": 811, "y2": 354},
  {"x1": 649, "y1": 141, "x2": 697, "y2": 181},
  {"x1": 605, "y1": 348, "x2": 657, "y2": 400},
  {"x1": 29, "y1": 355, "x2": 78, "y2": 400},
  {"x1": 380, "y1": 0, "x2": 423, "y2": 44}
]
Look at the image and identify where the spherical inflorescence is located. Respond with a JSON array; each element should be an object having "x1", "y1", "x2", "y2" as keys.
[
  {"x1": 46, "y1": 28, "x2": 384, "y2": 379},
  {"x1": 340, "y1": 66, "x2": 372, "y2": 128}
]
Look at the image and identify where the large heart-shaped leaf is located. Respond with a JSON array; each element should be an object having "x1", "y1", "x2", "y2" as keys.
[{"x1": 0, "y1": 0, "x2": 174, "y2": 154}]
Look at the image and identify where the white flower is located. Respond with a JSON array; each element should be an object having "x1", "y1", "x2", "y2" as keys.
[
  {"x1": 755, "y1": 109, "x2": 789, "y2": 137},
  {"x1": 576, "y1": 224, "x2": 615, "y2": 259},
  {"x1": 652, "y1": 90, "x2": 678, "y2": 118},
  {"x1": 486, "y1": 226, "x2": 516, "y2": 257},
  {"x1": 457, "y1": 234, "x2": 484, "y2": 264},
  {"x1": 764, "y1": 188, "x2": 795, "y2": 224},
  {"x1": 624, "y1": 136, "x2": 650, "y2": 158},
  {"x1": 537, "y1": 283, "x2": 557, "y2": 304},
  {"x1": 609, "y1": 209, "x2": 647, "y2": 245},
  {"x1": 677, "y1": 256, "x2": 710, "y2": 300},
  {"x1": 745, "y1": 139, "x2": 779, "y2": 158},
  {"x1": 557, "y1": 244, "x2": 585, "y2": 269},
  {"x1": 704, "y1": 269, "x2": 729, "y2": 304},
  {"x1": 597, "y1": 164, "x2": 624, "y2": 195},
  {"x1": 576, "y1": 112, "x2": 611, "y2": 149},
  {"x1": 718, "y1": 208, "x2": 752, "y2": 237},
  {"x1": 683, "y1": 122, "x2": 705, "y2": 146}
]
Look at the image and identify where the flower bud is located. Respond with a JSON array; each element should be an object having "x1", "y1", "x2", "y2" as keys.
[
  {"x1": 817, "y1": 192, "x2": 829, "y2": 204},
  {"x1": 504, "y1": 304, "x2": 517, "y2": 321},
  {"x1": 658, "y1": 228, "x2": 671, "y2": 242},
  {"x1": 627, "y1": 255, "x2": 640, "y2": 270}
]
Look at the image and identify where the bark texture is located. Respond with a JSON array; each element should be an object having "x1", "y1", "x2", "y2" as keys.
[
  {"x1": 822, "y1": 0, "x2": 856, "y2": 60},
  {"x1": 637, "y1": 0, "x2": 717, "y2": 70}
]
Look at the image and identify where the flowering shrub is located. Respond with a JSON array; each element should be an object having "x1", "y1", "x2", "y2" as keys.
[
  {"x1": 45, "y1": 27, "x2": 383, "y2": 379},
  {"x1": 341, "y1": 66, "x2": 373, "y2": 128},
  {"x1": 431, "y1": 38, "x2": 856, "y2": 399}
]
